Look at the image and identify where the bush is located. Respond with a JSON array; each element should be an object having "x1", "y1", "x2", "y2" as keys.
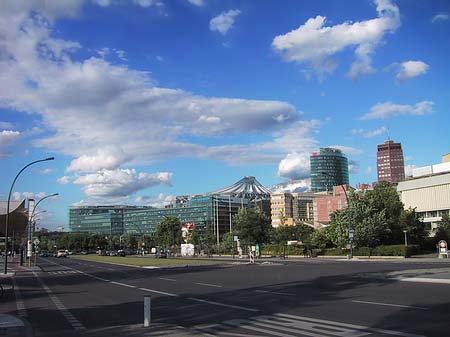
[{"x1": 315, "y1": 244, "x2": 420, "y2": 257}]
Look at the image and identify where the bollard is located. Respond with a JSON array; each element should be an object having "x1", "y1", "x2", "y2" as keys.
[{"x1": 144, "y1": 295, "x2": 151, "y2": 327}]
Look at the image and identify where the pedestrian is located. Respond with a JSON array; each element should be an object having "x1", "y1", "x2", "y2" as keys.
[{"x1": 303, "y1": 247, "x2": 307, "y2": 258}]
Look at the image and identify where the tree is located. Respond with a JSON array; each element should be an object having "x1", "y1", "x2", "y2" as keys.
[
  {"x1": 203, "y1": 223, "x2": 216, "y2": 256},
  {"x1": 435, "y1": 213, "x2": 450, "y2": 242},
  {"x1": 233, "y1": 207, "x2": 270, "y2": 246},
  {"x1": 399, "y1": 208, "x2": 429, "y2": 244},
  {"x1": 154, "y1": 217, "x2": 182, "y2": 249},
  {"x1": 309, "y1": 228, "x2": 330, "y2": 250}
]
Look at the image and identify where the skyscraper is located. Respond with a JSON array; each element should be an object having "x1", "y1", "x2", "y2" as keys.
[
  {"x1": 377, "y1": 139, "x2": 405, "y2": 183},
  {"x1": 310, "y1": 148, "x2": 349, "y2": 192}
]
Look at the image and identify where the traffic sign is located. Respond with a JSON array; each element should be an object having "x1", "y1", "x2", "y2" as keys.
[
  {"x1": 439, "y1": 240, "x2": 447, "y2": 254},
  {"x1": 33, "y1": 238, "x2": 40, "y2": 246}
]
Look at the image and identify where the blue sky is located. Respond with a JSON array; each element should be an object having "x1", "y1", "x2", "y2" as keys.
[{"x1": 1, "y1": 0, "x2": 449, "y2": 231}]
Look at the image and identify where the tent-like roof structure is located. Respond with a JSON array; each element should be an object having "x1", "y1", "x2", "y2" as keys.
[{"x1": 209, "y1": 176, "x2": 271, "y2": 200}]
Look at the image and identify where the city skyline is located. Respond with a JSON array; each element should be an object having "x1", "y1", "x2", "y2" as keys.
[{"x1": 1, "y1": 0, "x2": 449, "y2": 230}]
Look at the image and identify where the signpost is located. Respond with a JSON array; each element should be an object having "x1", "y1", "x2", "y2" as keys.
[{"x1": 348, "y1": 227, "x2": 354, "y2": 259}]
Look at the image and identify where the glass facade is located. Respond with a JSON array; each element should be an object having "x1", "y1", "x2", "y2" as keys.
[
  {"x1": 69, "y1": 196, "x2": 254, "y2": 238},
  {"x1": 310, "y1": 148, "x2": 349, "y2": 192}
]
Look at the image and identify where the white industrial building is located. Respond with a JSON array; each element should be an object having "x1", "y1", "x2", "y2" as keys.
[{"x1": 397, "y1": 163, "x2": 450, "y2": 233}]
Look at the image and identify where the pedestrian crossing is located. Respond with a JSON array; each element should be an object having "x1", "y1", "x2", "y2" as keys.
[
  {"x1": 193, "y1": 313, "x2": 424, "y2": 337},
  {"x1": 47, "y1": 270, "x2": 82, "y2": 275}
]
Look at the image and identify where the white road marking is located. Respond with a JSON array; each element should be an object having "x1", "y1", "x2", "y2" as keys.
[
  {"x1": 111, "y1": 281, "x2": 136, "y2": 288},
  {"x1": 188, "y1": 298, "x2": 259, "y2": 312},
  {"x1": 253, "y1": 290, "x2": 294, "y2": 296},
  {"x1": 398, "y1": 277, "x2": 450, "y2": 285},
  {"x1": 195, "y1": 282, "x2": 223, "y2": 288},
  {"x1": 139, "y1": 287, "x2": 179, "y2": 297},
  {"x1": 32, "y1": 271, "x2": 85, "y2": 331},
  {"x1": 159, "y1": 277, "x2": 177, "y2": 282},
  {"x1": 352, "y1": 300, "x2": 429, "y2": 310},
  {"x1": 195, "y1": 312, "x2": 425, "y2": 337},
  {"x1": 12, "y1": 278, "x2": 27, "y2": 319}
]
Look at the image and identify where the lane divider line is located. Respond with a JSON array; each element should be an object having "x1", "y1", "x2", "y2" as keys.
[
  {"x1": 111, "y1": 281, "x2": 136, "y2": 288},
  {"x1": 352, "y1": 300, "x2": 429, "y2": 310},
  {"x1": 188, "y1": 298, "x2": 259, "y2": 312},
  {"x1": 139, "y1": 287, "x2": 179, "y2": 297},
  {"x1": 158, "y1": 277, "x2": 177, "y2": 282},
  {"x1": 253, "y1": 290, "x2": 295, "y2": 296},
  {"x1": 195, "y1": 282, "x2": 223, "y2": 288},
  {"x1": 32, "y1": 271, "x2": 85, "y2": 331}
]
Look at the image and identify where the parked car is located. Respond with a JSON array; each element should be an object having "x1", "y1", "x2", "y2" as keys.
[
  {"x1": 117, "y1": 250, "x2": 126, "y2": 257},
  {"x1": 57, "y1": 250, "x2": 67, "y2": 258},
  {"x1": 155, "y1": 250, "x2": 167, "y2": 258},
  {"x1": 39, "y1": 250, "x2": 49, "y2": 257}
]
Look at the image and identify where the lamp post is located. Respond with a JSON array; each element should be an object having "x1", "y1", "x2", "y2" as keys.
[
  {"x1": 403, "y1": 230, "x2": 408, "y2": 246},
  {"x1": 320, "y1": 172, "x2": 352, "y2": 259},
  {"x1": 27, "y1": 193, "x2": 58, "y2": 265},
  {"x1": 4, "y1": 157, "x2": 54, "y2": 274}
]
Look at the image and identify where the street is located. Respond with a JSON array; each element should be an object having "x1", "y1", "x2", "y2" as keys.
[{"x1": 1, "y1": 257, "x2": 450, "y2": 336}]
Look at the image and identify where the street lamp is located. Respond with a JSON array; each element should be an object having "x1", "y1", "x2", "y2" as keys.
[
  {"x1": 320, "y1": 172, "x2": 353, "y2": 259},
  {"x1": 4, "y1": 157, "x2": 54, "y2": 274},
  {"x1": 27, "y1": 193, "x2": 58, "y2": 264}
]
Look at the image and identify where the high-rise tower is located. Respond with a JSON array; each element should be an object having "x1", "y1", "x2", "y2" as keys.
[
  {"x1": 377, "y1": 139, "x2": 405, "y2": 183},
  {"x1": 310, "y1": 148, "x2": 349, "y2": 192}
]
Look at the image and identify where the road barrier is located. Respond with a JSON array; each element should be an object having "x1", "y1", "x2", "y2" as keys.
[
  {"x1": 249, "y1": 252, "x2": 255, "y2": 264},
  {"x1": 144, "y1": 295, "x2": 151, "y2": 327}
]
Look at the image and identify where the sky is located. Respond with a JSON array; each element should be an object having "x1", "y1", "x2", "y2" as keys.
[{"x1": 1, "y1": 0, "x2": 449, "y2": 231}]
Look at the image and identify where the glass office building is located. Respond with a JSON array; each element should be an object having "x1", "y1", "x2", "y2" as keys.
[{"x1": 310, "y1": 148, "x2": 349, "y2": 192}]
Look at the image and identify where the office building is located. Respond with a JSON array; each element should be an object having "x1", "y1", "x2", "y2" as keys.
[
  {"x1": 377, "y1": 140, "x2": 405, "y2": 183},
  {"x1": 397, "y1": 172, "x2": 450, "y2": 234},
  {"x1": 270, "y1": 193, "x2": 294, "y2": 227},
  {"x1": 313, "y1": 186, "x2": 349, "y2": 228},
  {"x1": 310, "y1": 148, "x2": 349, "y2": 192}
]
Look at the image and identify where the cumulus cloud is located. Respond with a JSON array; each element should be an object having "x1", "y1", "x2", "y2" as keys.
[
  {"x1": 361, "y1": 101, "x2": 434, "y2": 120},
  {"x1": 57, "y1": 176, "x2": 71, "y2": 185},
  {"x1": 135, "y1": 193, "x2": 176, "y2": 208},
  {"x1": 210, "y1": 9, "x2": 241, "y2": 35},
  {"x1": 396, "y1": 61, "x2": 429, "y2": 82},
  {"x1": 277, "y1": 152, "x2": 310, "y2": 180},
  {"x1": 352, "y1": 126, "x2": 387, "y2": 138},
  {"x1": 73, "y1": 168, "x2": 172, "y2": 200},
  {"x1": 13, "y1": 191, "x2": 47, "y2": 201},
  {"x1": 0, "y1": 130, "x2": 21, "y2": 157},
  {"x1": 432, "y1": 13, "x2": 449, "y2": 23},
  {"x1": 272, "y1": 0, "x2": 400, "y2": 78},
  {"x1": 271, "y1": 179, "x2": 311, "y2": 193},
  {"x1": 0, "y1": 5, "x2": 316, "y2": 170}
]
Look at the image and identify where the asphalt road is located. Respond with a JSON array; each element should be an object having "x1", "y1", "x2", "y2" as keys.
[{"x1": 2, "y1": 257, "x2": 450, "y2": 336}]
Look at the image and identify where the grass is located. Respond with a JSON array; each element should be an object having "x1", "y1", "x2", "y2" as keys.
[{"x1": 70, "y1": 254, "x2": 219, "y2": 267}]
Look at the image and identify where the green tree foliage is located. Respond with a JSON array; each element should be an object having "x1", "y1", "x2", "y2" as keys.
[
  {"x1": 203, "y1": 223, "x2": 216, "y2": 256},
  {"x1": 154, "y1": 217, "x2": 182, "y2": 249},
  {"x1": 220, "y1": 232, "x2": 235, "y2": 254},
  {"x1": 233, "y1": 207, "x2": 270, "y2": 245},
  {"x1": 399, "y1": 208, "x2": 429, "y2": 244},
  {"x1": 309, "y1": 229, "x2": 330, "y2": 249},
  {"x1": 188, "y1": 228, "x2": 200, "y2": 246},
  {"x1": 435, "y1": 213, "x2": 450, "y2": 241}
]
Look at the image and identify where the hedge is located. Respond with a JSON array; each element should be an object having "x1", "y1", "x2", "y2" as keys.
[{"x1": 316, "y1": 244, "x2": 419, "y2": 257}]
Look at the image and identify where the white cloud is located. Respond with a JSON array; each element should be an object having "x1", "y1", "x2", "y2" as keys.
[
  {"x1": 432, "y1": 13, "x2": 449, "y2": 23},
  {"x1": 348, "y1": 160, "x2": 360, "y2": 174},
  {"x1": 135, "y1": 193, "x2": 176, "y2": 207},
  {"x1": 73, "y1": 168, "x2": 172, "y2": 200},
  {"x1": 396, "y1": 61, "x2": 429, "y2": 82},
  {"x1": 0, "y1": 130, "x2": 21, "y2": 157},
  {"x1": 210, "y1": 9, "x2": 241, "y2": 35},
  {"x1": 277, "y1": 152, "x2": 310, "y2": 180},
  {"x1": 351, "y1": 127, "x2": 387, "y2": 138},
  {"x1": 40, "y1": 168, "x2": 54, "y2": 174},
  {"x1": 67, "y1": 148, "x2": 131, "y2": 173},
  {"x1": 57, "y1": 176, "x2": 71, "y2": 185},
  {"x1": 404, "y1": 164, "x2": 417, "y2": 177},
  {"x1": 271, "y1": 179, "x2": 311, "y2": 193},
  {"x1": 327, "y1": 145, "x2": 363, "y2": 155},
  {"x1": 13, "y1": 191, "x2": 47, "y2": 201},
  {"x1": 188, "y1": 0, "x2": 204, "y2": 7},
  {"x1": 0, "y1": 121, "x2": 14, "y2": 128},
  {"x1": 272, "y1": 0, "x2": 400, "y2": 78},
  {"x1": 361, "y1": 101, "x2": 434, "y2": 120}
]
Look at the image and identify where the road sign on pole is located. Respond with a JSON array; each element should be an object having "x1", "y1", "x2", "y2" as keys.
[{"x1": 33, "y1": 238, "x2": 40, "y2": 246}]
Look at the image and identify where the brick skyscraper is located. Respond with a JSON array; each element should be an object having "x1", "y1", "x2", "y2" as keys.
[{"x1": 377, "y1": 140, "x2": 405, "y2": 183}]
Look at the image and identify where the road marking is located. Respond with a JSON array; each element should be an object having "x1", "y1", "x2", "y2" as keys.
[
  {"x1": 352, "y1": 300, "x2": 429, "y2": 310},
  {"x1": 195, "y1": 282, "x2": 223, "y2": 288},
  {"x1": 12, "y1": 278, "x2": 27, "y2": 319},
  {"x1": 188, "y1": 298, "x2": 259, "y2": 312},
  {"x1": 398, "y1": 277, "x2": 450, "y2": 285},
  {"x1": 253, "y1": 290, "x2": 294, "y2": 296},
  {"x1": 195, "y1": 312, "x2": 425, "y2": 337},
  {"x1": 159, "y1": 277, "x2": 176, "y2": 282},
  {"x1": 139, "y1": 287, "x2": 179, "y2": 297},
  {"x1": 32, "y1": 271, "x2": 85, "y2": 331},
  {"x1": 111, "y1": 281, "x2": 136, "y2": 288}
]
